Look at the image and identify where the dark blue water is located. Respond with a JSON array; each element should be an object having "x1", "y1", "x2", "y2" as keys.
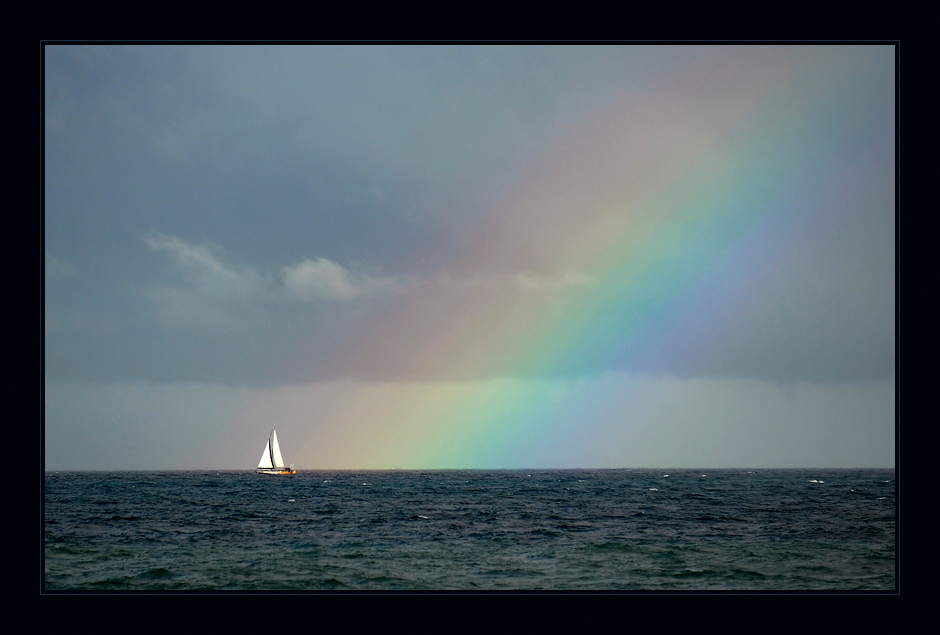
[{"x1": 43, "y1": 469, "x2": 896, "y2": 591}]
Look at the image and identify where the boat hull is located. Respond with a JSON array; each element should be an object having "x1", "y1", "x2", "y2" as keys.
[{"x1": 256, "y1": 468, "x2": 296, "y2": 475}]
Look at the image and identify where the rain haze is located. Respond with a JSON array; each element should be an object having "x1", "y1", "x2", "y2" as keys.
[{"x1": 43, "y1": 44, "x2": 896, "y2": 471}]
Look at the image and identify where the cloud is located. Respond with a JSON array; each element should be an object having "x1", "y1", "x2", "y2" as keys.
[
  {"x1": 144, "y1": 231, "x2": 262, "y2": 300},
  {"x1": 282, "y1": 258, "x2": 405, "y2": 302},
  {"x1": 143, "y1": 232, "x2": 269, "y2": 330},
  {"x1": 434, "y1": 270, "x2": 593, "y2": 292},
  {"x1": 511, "y1": 271, "x2": 593, "y2": 291},
  {"x1": 147, "y1": 231, "x2": 591, "y2": 313}
]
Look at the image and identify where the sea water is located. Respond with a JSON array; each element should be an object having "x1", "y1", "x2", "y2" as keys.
[{"x1": 43, "y1": 469, "x2": 896, "y2": 592}]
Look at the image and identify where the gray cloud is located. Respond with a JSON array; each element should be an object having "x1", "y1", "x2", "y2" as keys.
[{"x1": 44, "y1": 45, "x2": 894, "y2": 387}]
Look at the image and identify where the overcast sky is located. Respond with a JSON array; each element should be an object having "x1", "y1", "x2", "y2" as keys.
[{"x1": 44, "y1": 44, "x2": 895, "y2": 470}]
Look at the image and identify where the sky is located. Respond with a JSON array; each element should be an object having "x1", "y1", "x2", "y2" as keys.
[{"x1": 43, "y1": 44, "x2": 896, "y2": 470}]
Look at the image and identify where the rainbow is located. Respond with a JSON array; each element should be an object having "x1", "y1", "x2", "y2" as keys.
[{"x1": 283, "y1": 46, "x2": 893, "y2": 469}]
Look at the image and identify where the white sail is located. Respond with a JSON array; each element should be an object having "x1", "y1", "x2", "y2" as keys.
[
  {"x1": 256, "y1": 427, "x2": 295, "y2": 474},
  {"x1": 270, "y1": 429, "x2": 285, "y2": 468},
  {"x1": 257, "y1": 440, "x2": 273, "y2": 469}
]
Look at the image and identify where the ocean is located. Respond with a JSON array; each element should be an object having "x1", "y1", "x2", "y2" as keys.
[{"x1": 43, "y1": 468, "x2": 896, "y2": 592}]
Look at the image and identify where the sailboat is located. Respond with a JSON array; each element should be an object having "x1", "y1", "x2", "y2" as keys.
[{"x1": 256, "y1": 427, "x2": 296, "y2": 475}]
